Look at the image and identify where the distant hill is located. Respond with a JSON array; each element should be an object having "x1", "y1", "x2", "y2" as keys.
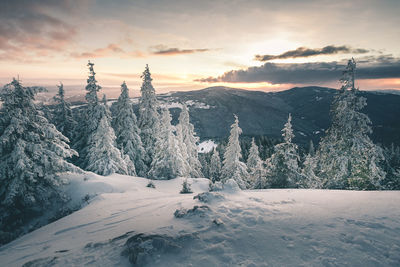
[{"x1": 158, "y1": 86, "x2": 400, "y2": 147}]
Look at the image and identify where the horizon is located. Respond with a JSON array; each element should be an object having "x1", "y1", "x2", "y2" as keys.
[{"x1": 1, "y1": 0, "x2": 400, "y2": 97}]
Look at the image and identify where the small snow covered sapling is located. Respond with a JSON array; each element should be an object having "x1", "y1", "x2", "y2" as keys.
[
  {"x1": 146, "y1": 180, "x2": 156, "y2": 188},
  {"x1": 180, "y1": 179, "x2": 193, "y2": 194}
]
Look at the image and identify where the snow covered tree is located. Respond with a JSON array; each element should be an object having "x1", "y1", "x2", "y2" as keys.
[
  {"x1": 73, "y1": 61, "x2": 104, "y2": 167},
  {"x1": 112, "y1": 81, "x2": 147, "y2": 177},
  {"x1": 220, "y1": 115, "x2": 249, "y2": 189},
  {"x1": 315, "y1": 59, "x2": 385, "y2": 189},
  {"x1": 148, "y1": 109, "x2": 186, "y2": 179},
  {"x1": 300, "y1": 153, "x2": 321, "y2": 188},
  {"x1": 86, "y1": 112, "x2": 134, "y2": 176},
  {"x1": 52, "y1": 83, "x2": 77, "y2": 141},
  {"x1": 0, "y1": 79, "x2": 78, "y2": 218},
  {"x1": 265, "y1": 114, "x2": 301, "y2": 188},
  {"x1": 381, "y1": 144, "x2": 400, "y2": 190},
  {"x1": 180, "y1": 179, "x2": 193, "y2": 194},
  {"x1": 247, "y1": 138, "x2": 266, "y2": 189},
  {"x1": 176, "y1": 104, "x2": 203, "y2": 177},
  {"x1": 138, "y1": 65, "x2": 159, "y2": 166},
  {"x1": 209, "y1": 147, "x2": 222, "y2": 182}
]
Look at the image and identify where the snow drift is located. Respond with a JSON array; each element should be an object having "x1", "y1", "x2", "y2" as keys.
[{"x1": 0, "y1": 173, "x2": 399, "y2": 266}]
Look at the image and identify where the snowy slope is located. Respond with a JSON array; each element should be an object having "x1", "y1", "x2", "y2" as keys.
[{"x1": 0, "y1": 173, "x2": 399, "y2": 266}]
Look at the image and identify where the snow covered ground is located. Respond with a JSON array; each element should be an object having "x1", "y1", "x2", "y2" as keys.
[{"x1": 0, "y1": 173, "x2": 399, "y2": 266}]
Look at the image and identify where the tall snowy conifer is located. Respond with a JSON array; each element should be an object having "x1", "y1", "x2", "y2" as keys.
[
  {"x1": 0, "y1": 79, "x2": 78, "y2": 212},
  {"x1": 220, "y1": 115, "x2": 249, "y2": 189},
  {"x1": 247, "y1": 138, "x2": 266, "y2": 188},
  {"x1": 52, "y1": 83, "x2": 76, "y2": 141},
  {"x1": 112, "y1": 81, "x2": 147, "y2": 177},
  {"x1": 265, "y1": 114, "x2": 301, "y2": 188},
  {"x1": 138, "y1": 65, "x2": 159, "y2": 166},
  {"x1": 176, "y1": 104, "x2": 203, "y2": 177},
  {"x1": 315, "y1": 59, "x2": 385, "y2": 189},
  {"x1": 85, "y1": 111, "x2": 134, "y2": 176},
  {"x1": 148, "y1": 109, "x2": 186, "y2": 179},
  {"x1": 73, "y1": 61, "x2": 103, "y2": 166},
  {"x1": 209, "y1": 147, "x2": 222, "y2": 182}
]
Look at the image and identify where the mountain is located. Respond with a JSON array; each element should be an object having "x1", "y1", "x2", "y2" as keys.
[{"x1": 157, "y1": 86, "x2": 400, "y2": 147}]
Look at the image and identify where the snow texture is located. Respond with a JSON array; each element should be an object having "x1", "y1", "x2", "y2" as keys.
[
  {"x1": 0, "y1": 173, "x2": 399, "y2": 266},
  {"x1": 197, "y1": 139, "x2": 218, "y2": 154}
]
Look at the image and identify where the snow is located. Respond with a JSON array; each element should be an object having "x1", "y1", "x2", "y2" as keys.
[
  {"x1": 185, "y1": 100, "x2": 212, "y2": 109},
  {"x1": 0, "y1": 173, "x2": 400, "y2": 266},
  {"x1": 197, "y1": 139, "x2": 217, "y2": 153},
  {"x1": 298, "y1": 131, "x2": 307, "y2": 136},
  {"x1": 159, "y1": 101, "x2": 183, "y2": 109}
]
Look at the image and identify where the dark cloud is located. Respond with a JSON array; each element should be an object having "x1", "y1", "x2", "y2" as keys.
[
  {"x1": 151, "y1": 45, "x2": 210, "y2": 56},
  {"x1": 0, "y1": 0, "x2": 86, "y2": 62},
  {"x1": 195, "y1": 58, "x2": 400, "y2": 84},
  {"x1": 254, "y1": 45, "x2": 369, "y2": 61}
]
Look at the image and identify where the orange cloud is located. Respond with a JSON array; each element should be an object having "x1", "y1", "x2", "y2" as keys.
[{"x1": 71, "y1": 44, "x2": 145, "y2": 59}]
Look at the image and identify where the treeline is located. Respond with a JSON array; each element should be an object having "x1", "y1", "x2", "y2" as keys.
[{"x1": 200, "y1": 59, "x2": 400, "y2": 190}]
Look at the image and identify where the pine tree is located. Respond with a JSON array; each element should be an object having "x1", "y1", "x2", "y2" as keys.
[
  {"x1": 265, "y1": 114, "x2": 301, "y2": 188},
  {"x1": 301, "y1": 154, "x2": 320, "y2": 188},
  {"x1": 86, "y1": 112, "x2": 134, "y2": 176},
  {"x1": 220, "y1": 115, "x2": 249, "y2": 189},
  {"x1": 315, "y1": 59, "x2": 385, "y2": 189},
  {"x1": 0, "y1": 79, "x2": 79, "y2": 214},
  {"x1": 176, "y1": 104, "x2": 203, "y2": 177},
  {"x1": 247, "y1": 138, "x2": 266, "y2": 188},
  {"x1": 209, "y1": 147, "x2": 222, "y2": 183},
  {"x1": 73, "y1": 61, "x2": 104, "y2": 167},
  {"x1": 52, "y1": 83, "x2": 77, "y2": 141},
  {"x1": 148, "y1": 109, "x2": 186, "y2": 179},
  {"x1": 112, "y1": 81, "x2": 147, "y2": 177},
  {"x1": 138, "y1": 65, "x2": 159, "y2": 166},
  {"x1": 180, "y1": 179, "x2": 193, "y2": 194}
]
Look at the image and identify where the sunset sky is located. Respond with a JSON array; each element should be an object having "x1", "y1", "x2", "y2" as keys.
[{"x1": 1, "y1": 0, "x2": 399, "y2": 97}]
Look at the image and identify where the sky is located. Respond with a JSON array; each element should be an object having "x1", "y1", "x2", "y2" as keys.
[{"x1": 0, "y1": 0, "x2": 399, "y2": 97}]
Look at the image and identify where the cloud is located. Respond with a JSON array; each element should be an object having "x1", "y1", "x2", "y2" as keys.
[
  {"x1": 0, "y1": 0, "x2": 87, "y2": 62},
  {"x1": 254, "y1": 45, "x2": 369, "y2": 61},
  {"x1": 150, "y1": 45, "x2": 210, "y2": 56},
  {"x1": 195, "y1": 58, "x2": 400, "y2": 84},
  {"x1": 71, "y1": 43, "x2": 145, "y2": 59}
]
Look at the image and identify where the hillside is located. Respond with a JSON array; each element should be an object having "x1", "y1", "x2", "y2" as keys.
[
  {"x1": 0, "y1": 174, "x2": 399, "y2": 266},
  {"x1": 158, "y1": 86, "x2": 400, "y2": 146}
]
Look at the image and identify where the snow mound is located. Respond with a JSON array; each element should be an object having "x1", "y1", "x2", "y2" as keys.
[
  {"x1": 193, "y1": 192, "x2": 225, "y2": 203},
  {"x1": 223, "y1": 178, "x2": 241, "y2": 193}
]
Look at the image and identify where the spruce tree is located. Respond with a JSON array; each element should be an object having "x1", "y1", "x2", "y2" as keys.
[
  {"x1": 220, "y1": 115, "x2": 249, "y2": 189},
  {"x1": 86, "y1": 113, "x2": 134, "y2": 176},
  {"x1": 138, "y1": 65, "x2": 159, "y2": 166},
  {"x1": 247, "y1": 138, "x2": 266, "y2": 189},
  {"x1": 112, "y1": 81, "x2": 147, "y2": 177},
  {"x1": 176, "y1": 104, "x2": 203, "y2": 177},
  {"x1": 301, "y1": 153, "x2": 320, "y2": 188},
  {"x1": 315, "y1": 59, "x2": 385, "y2": 189},
  {"x1": 209, "y1": 147, "x2": 222, "y2": 183},
  {"x1": 381, "y1": 144, "x2": 400, "y2": 189},
  {"x1": 265, "y1": 114, "x2": 301, "y2": 188},
  {"x1": 52, "y1": 83, "x2": 77, "y2": 141},
  {"x1": 73, "y1": 61, "x2": 104, "y2": 167},
  {"x1": 0, "y1": 79, "x2": 78, "y2": 219},
  {"x1": 148, "y1": 109, "x2": 186, "y2": 179}
]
